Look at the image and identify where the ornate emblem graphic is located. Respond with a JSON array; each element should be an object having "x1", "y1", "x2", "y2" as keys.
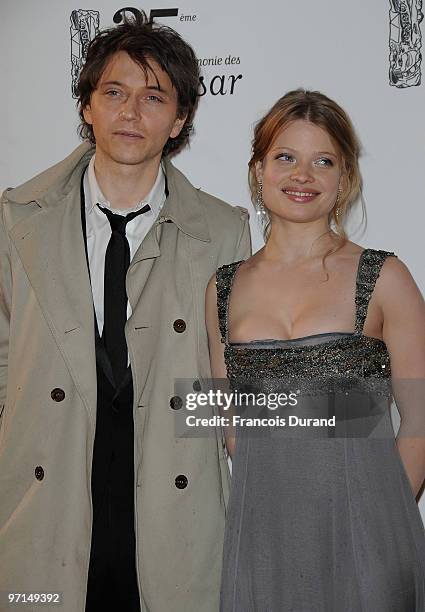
[
  {"x1": 70, "y1": 9, "x2": 100, "y2": 98},
  {"x1": 389, "y1": 0, "x2": 423, "y2": 87}
]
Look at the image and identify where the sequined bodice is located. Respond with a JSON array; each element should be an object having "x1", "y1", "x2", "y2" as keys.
[{"x1": 216, "y1": 249, "x2": 395, "y2": 394}]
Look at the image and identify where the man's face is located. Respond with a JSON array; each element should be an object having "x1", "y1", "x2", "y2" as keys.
[{"x1": 83, "y1": 51, "x2": 186, "y2": 169}]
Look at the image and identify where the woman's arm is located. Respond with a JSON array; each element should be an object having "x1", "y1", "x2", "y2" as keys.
[
  {"x1": 205, "y1": 274, "x2": 236, "y2": 458},
  {"x1": 378, "y1": 257, "x2": 425, "y2": 498}
]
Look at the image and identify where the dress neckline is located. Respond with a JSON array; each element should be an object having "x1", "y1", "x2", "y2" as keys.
[
  {"x1": 228, "y1": 331, "x2": 355, "y2": 346},
  {"x1": 225, "y1": 251, "x2": 369, "y2": 345}
]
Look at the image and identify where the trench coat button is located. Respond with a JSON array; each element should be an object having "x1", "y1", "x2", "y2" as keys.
[
  {"x1": 35, "y1": 466, "x2": 44, "y2": 481},
  {"x1": 173, "y1": 319, "x2": 186, "y2": 333},
  {"x1": 193, "y1": 379, "x2": 201, "y2": 392},
  {"x1": 51, "y1": 388, "x2": 65, "y2": 402},
  {"x1": 175, "y1": 474, "x2": 188, "y2": 489},
  {"x1": 170, "y1": 396, "x2": 183, "y2": 410}
]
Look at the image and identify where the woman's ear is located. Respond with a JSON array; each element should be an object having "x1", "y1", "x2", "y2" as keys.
[
  {"x1": 255, "y1": 161, "x2": 263, "y2": 183},
  {"x1": 339, "y1": 160, "x2": 349, "y2": 189}
]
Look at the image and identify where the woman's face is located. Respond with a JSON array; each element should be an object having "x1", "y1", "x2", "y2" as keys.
[{"x1": 256, "y1": 119, "x2": 344, "y2": 225}]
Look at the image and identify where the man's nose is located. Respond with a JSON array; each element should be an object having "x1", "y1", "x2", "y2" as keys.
[{"x1": 119, "y1": 95, "x2": 139, "y2": 120}]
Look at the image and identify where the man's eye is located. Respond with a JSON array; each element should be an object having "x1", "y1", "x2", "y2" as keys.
[
  {"x1": 146, "y1": 95, "x2": 162, "y2": 102},
  {"x1": 105, "y1": 90, "x2": 120, "y2": 96}
]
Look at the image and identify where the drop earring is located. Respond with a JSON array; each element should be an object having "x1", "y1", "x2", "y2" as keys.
[
  {"x1": 335, "y1": 185, "x2": 343, "y2": 220},
  {"x1": 256, "y1": 180, "x2": 267, "y2": 221}
]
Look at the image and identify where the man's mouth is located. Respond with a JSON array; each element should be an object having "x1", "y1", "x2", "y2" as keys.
[{"x1": 114, "y1": 130, "x2": 144, "y2": 139}]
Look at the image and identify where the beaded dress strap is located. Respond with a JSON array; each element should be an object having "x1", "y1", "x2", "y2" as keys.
[
  {"x1": 215, "y1": 261, "x2": 244, "y2": 344},
  {"x1": 354, "y1": 249, "x2": 396, "y2": 335}
]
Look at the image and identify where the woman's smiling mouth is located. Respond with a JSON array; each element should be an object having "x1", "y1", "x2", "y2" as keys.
[{"x1": 282, "y1": 188, "x2": 320, "y2": 203}]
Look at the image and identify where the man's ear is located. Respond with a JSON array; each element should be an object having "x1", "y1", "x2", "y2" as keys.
[
  {"x1": 170, "y1": 114, "x2": 187, "y2": 139},
  {"x1": 82, "y1": 104, "x2": 93, "y2": 125}
]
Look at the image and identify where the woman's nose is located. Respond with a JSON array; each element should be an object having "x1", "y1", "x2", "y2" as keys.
[{"x1": 289, "y1": 160, "x2": 314, "y2": 183}]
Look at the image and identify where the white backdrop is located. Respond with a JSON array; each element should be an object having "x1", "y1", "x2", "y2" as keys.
[{"x1": 2, "y1": 1, "x2": 425, "y2": 513}]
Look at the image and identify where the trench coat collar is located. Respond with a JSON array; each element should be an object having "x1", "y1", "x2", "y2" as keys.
[
  {"x1": 5, "y1": 143, "x2": 211, "y2": 243},
  {"x1": 160, "y1": 157, "x2": 211, "y2": 243},
  {"x1": 5, "y1": 142, "x2": 95, "y2": 207}
]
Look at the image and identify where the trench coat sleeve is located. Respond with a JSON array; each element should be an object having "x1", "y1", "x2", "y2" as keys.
[
  {"x1": 234, "y1": 207, "x2": 252, "y2": 261},
  {"x1": 0, "y1": 198, "x2": 11, "y2": 421}
]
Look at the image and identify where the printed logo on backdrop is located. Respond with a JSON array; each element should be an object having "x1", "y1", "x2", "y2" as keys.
[
  {"x1": 389, "y1": 0, "x2": 423, "y2": 87},
  {"x1": 71, "y1": 10, "x2": 100, "y2": 98},
  {"x1": 70, "y1": 7, "x2": 243, "y2": 98}
]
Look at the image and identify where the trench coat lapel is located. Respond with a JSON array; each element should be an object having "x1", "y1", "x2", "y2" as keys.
[
  {"x1": 125, "y1": 156, "x2": 211, "y2": 336},
  {"x1": 125, "y1": 158, "x2": 212, "y2": 406},
  {"x1": 8, "y1": 176, "x2": 97, "y2": 424},
  {"x1": 126, "y1": 155, "x2": 210, "y2": 329}
]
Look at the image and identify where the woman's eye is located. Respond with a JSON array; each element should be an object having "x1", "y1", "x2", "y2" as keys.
[
  {"x1": 277, "y1": 153, "x2": 295, "y2": 162},
  {"x1": 315, "y1": 157, "x2": 333, "y2": 167}
]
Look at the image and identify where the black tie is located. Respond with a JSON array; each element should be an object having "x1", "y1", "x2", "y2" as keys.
[{"x1": 97, "y1": 203, "x2": 151, "y2": 386}]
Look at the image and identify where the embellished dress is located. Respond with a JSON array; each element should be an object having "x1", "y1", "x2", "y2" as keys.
[{"x1": 217, "y1": 249, "x2": 425, "y2": 612}]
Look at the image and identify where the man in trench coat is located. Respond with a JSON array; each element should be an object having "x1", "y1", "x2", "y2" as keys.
[{"x1": 0, "y1": 15, "x2": 251, "y2": 612}]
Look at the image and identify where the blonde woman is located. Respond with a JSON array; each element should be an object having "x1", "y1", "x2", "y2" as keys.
[{"x1": 206, "y1": 90, "x2": 425, "y2": 611}]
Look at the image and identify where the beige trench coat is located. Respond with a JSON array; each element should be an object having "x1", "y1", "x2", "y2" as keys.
[{"x1": 0, "y1": 143, "x2": 251, "y2": 612}]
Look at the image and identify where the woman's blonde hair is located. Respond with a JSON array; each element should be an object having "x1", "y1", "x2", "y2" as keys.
[{"x1": 248, "y1": 89, "x2": 362, "y2": 243}]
